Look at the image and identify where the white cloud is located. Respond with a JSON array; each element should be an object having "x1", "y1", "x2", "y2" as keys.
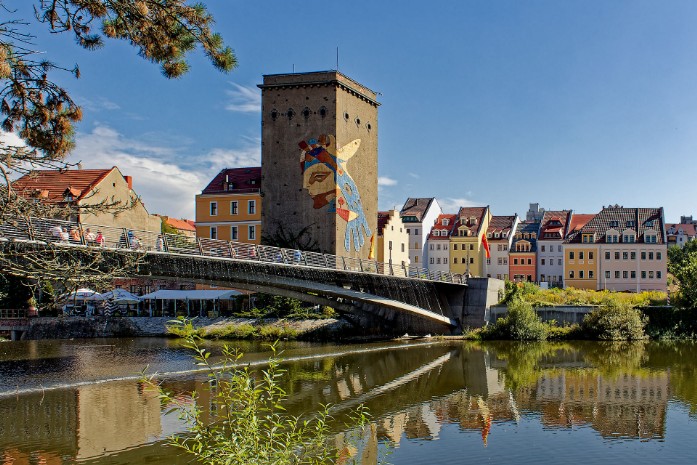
[
  {"x1": 0, "y1": 130, "x2": 25, "y2": 147},
  {"x1": 408, "y1": 172, "x2": 420, "y2": 179},
  {"x1": 67, "y1": 125, "x2": 261, "y2": 219},
  {"x1": 437, "y1": 197, "x2": 480, "y2": 214},
  {"x1": 377, "y1": 176, "x2": 398, "y2": 187},
  {"x1": 225, "y1": 83, "x2": 261, "y2": 113}
]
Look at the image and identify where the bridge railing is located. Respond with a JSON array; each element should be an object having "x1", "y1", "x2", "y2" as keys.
[
  {"x1": 0, "y1": 215, "x2": 465, "y2": 284},
  {"x1": 0, "y1": 309, "x2": 26, "y2": 318}
]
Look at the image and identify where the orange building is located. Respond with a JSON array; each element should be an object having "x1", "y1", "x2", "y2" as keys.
[
  {"x1": 195, "y1": 167, "x2": 261, "y2": 244},
  {"x1": 508, "y1": 221, "x2": 539, "y2": 282}
]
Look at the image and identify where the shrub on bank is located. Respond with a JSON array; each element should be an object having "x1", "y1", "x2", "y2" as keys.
[
  {"x1": 166, "y1": 320, "x2": 299, "y2": 340},
  {"x1": 482, "y1": 299, "x2": 548, "y2": 341},
  {"x1": 582, "y1": 300, "x2": 647, "y2": 340}
]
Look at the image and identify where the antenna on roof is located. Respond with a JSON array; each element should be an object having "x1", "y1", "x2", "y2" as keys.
[{"x1": 292, "y1": 64, "x2": 295, "y2": 73}]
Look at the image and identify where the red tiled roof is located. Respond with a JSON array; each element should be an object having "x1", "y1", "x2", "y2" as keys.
[
  {"x1": 486, "y1": 215, "x2": 517, "y2": 238},
  {"x1": 565, "y1": 207, "x2": 665, "y2": 244},
  {"x1": 666, "y1": 223, "x2": 697, "y2": 236},
  {"x1": 539, "y1": 210, "x2": 571, "y2": 239},
  {"x1": 12, "y1": 168, "x2": 116, "y2": 203},
  {"x1": 566, "y1": 214, "x2": 594, "y2": 237},
  {"x1": 166, "y1": 217, "x2": 196, "y2": 232},
  {"x1": 428, "y1": 213, "x2": 457, "y2": 239},
  {"x1": 455, "y1": 206, "x2": 488, "y2": 235},
  {"x1": 202, "y1": 167, "x2": 261, "y2": 194}
]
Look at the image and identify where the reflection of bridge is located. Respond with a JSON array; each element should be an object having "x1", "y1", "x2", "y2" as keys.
[
  {"x1": 0, "y1": 217, "x2": 503, "y2": 333},
  {"x1": 0, "y1": 309, "x2": 29, "y2": 341}
]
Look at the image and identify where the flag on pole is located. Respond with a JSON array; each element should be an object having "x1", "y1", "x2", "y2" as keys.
[
  {"x1": 482, "y1": 234, "x2": 491, "y2": 259},
  {"x1": 368, "y1": 233, "x2": 376, "y2": 260}
]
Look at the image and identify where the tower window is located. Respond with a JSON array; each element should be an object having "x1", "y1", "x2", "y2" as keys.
[
  {"x1": 302, "y1": 107, "x2": 310, "y2": 119},
  {"x1": 319, "y1": 107, "x2": 327, "y2": 118},
  {"x1": 344, "y1": 112, "x2": 349, "y2": 120},
  {"x1": 355, "y1": 118, "x2": 361, "y2": 125},
  {"x1": 367, "y1": 123, "x2": 372, "y2": 130},
  {"x1": 270, "y1": 109, "x2": 278, "y2": 121},
  {"x1": 287, "y1": 108, "x2": 295, "y2": 120}
]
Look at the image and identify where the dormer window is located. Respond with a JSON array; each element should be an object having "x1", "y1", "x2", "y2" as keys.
[
  {"x1": 582, "y1": 233, "x2": 594, "y2": 243},
  {"x1": 494, "y1": 232, "x2": 500, "y2": 238},
  {"x1": 609, "y1": 220, "x2": 619, "y2": 227},
  {"x1": 442, "y1": 219, "x2": 449, "y2": 226},
  {"x1": 226, "y1": 182, "x2": 235, "y2": 191},
  {"x1": 626, "y1": 220, "x2": 635, "y2": 227},
  {"x1": 645, "y1": 220, "x2": 654, "y2": 227}
]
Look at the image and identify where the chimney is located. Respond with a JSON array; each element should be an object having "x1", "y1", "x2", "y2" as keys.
[{"x1": 124, "y1": 176, "x2": 133, "y2": 190}]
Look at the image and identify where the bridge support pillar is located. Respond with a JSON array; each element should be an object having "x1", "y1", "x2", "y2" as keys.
[{"x1": 10, "y1": 329, "x2": 25, "y2": 341}]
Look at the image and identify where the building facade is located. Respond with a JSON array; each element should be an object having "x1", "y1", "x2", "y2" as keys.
[
  {"x1": 485, "y1": 215, "x2": 518, "y2": 280},
  {"x1": 509, "y1": 221, "x2": 539, "y2": 283},
  {"x1": 376, "y1": 210, "x2": 409, "y2": 271},
  {"x1": 195, "y1": 167, "x2": 262, "y2": 244},
  {"x1": 426, "y1": 214, "x2": 457, "y2": 273},
  {"x1": 665, "y1": 222, "x2": 697, "y2": 248},
  {"x1": 450, "y1": 206, "x2": 491, "y2": 277},
  {"x1": 564, "y1": 207, "x2": 667, "y2": 292},
  {"x1": 400, "y1": 198, "x2": 442, "y2": 268},
  {"x1": 259, "y1": 71, "x2": 378, "y2": 258},
  {"x1": 536, "y1": 210, "x2": 571, "y2": 287}
]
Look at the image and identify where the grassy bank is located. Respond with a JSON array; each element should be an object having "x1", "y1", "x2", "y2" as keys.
[{"x1": 167, "y1": 320, "x2": 300, "y2": 340}]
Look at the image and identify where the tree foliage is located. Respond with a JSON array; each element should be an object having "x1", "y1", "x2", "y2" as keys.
[{"x1": 582, "y1": 300, "x2": 647, "y2": 341}]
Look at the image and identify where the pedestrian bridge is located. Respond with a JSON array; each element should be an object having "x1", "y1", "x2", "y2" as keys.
[{"x1": 0, "y1": 216, "x2": 502, "y2": 334}]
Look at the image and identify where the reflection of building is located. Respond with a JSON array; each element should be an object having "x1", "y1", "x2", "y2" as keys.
[
  {"x1": 76, "y1": 382, "x2": 162, "y2": 460},
  {"x1": 535, "y1": 370, "x2": 669, "y2": 439}
]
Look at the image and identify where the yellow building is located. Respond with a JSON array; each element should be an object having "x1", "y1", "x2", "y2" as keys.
[
  {"x1": 449, "y1": 206, "x2": 491, "y2": 277},
  {"x1": 562, "y1": 214, "x2": 597, "y2": 289},
  {"x1": 376, "y1": 210, "x2": 410, "y2": 271},
  {"x1": 195, "y1": 167, "x2": 261, "y2": 244}
]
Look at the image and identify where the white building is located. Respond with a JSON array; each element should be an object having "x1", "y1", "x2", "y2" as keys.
[
  {"x1": 400, "y1": 198, "x2": 442, "y2": 268},
  {"x1": 537, "y1": 210, "x2": 571, "y2": 287},
  {"x1": 426, "y1": 214, "x2": 457, "y2": 273},
  {"x1": 666, "y1": 223, "x2": 697, "y2": 248},
  {"x1": 485, "y1": 215, "x2": 518, "y2": 280}
]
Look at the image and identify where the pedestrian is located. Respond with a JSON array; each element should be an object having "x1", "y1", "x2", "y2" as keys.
[
  {"x1": 69, "y1": 227, "x2": 81, "y2": 242},
  {"x1": 59, "y1": 227, "x2": 69, "y2": 242},
  {"x1": 84, "y1": 228, "x2": 96, "y2": 243},
  {"x1": 49, "y1": 224, "x2": 62, "y2": 239},
  {"x1": 95, "y1": 230, "x2": 105, "y2": 247},
  {"x1": 155, "y1": 234, "x2": 164, "y2": 252}
]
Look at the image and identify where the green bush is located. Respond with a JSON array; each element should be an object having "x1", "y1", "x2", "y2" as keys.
[
  {"x1": 582, "y1": 300, "x2": 647, "y2": 340},
  {"x1": 482, "y1": 299, "x2": 548, "y2": 341}
]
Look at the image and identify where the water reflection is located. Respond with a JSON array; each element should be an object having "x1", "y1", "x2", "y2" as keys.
[{"x1": 2, "y1": 340, "x2": 697, "y2": 464}]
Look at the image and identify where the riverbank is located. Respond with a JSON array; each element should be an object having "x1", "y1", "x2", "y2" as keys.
[{"x1": 13, "y1": 316, "x2": 355, "y2": 341}]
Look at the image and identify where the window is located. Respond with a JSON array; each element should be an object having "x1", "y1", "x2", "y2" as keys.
[
  {"x1": 641, "y1": 251, "x2": 646, "y2": 260},
  {"x1": 514, "y1": 258, "x2": 519, "y2": 265},
  {"x1": 231, "y1": 226, "x2": 238, "y2": 241},
  {"x1": 541, "y1": 259, "x2": 546, "y2": 265},
  {"x1": 401, "y1": 244, "x2": 405, "y2": 252},
  {"x1": 631, "y1": 251, "x2": 636, "y2": 260},
  {"x1": 605, "y1": 271, "x2": 611, "y2": 279},
  {"x1": 631, "y1": 271, "x2": 636, "y2": 279},
  {"x1": 248, "y1": 200, "x2": 256, "y2": 215},
  {"x1": 430, "y1": 244, "x2": 434, "y2": 250},
  {"x1": 414, "y1": 256, "x2": 419, "y2": 263},
  {"x1": 579, "y1": 251, "x2": 585, "y2": 260},
  {"x1": 649, "y1": 252, "x2": 654, "y2": 260},
  {"x1": 541, "y1": 245, "x2": 546, "y2": 252},
  {"x1": 527, "y1": 258, "x2": 532, "y2": 265},
  {"x1": 589, "y1": 270, "x2": 594, "y2": 279},
  {"x1": 657, "y1": 252, "x2": 662, "y2": 260},
  {"x1": 657, "y1": 271, "x2": 662, "y2": 279},
  {"x1": 470, "y1": 244, "x2": 474, "y2": 250},
  {"x1": 649, "y1": 271, "x2": 654, "y2": 279},
  {"x1": 414, "y1": 229, "x2": 419, "y2": 236},
  {"x1": 623, "y1": 252, "x2": 628, "y2": 260},
  {"x1": 210, "y1": 201, "x2": 218, "y2": 216},
  {"x1": 453, "y1": 258, "x2": 457, "y2": 264},
  {"x1": 414, "y1": 242, "x2": 419, "y2": 249},
  {"x1": 569, "y1": 271, "x2": 575, "y2": 278},
  {"x1": 498, "y1": 258, "x2": 503, "y2": 265},
  {"x1": 406, "y1": 229, "x2": 410, "y2": 235},
  {"x1": 504, "y1": 245, "x2": 508, "y2": 251},
  {"x1": 580, "y1": 270, "x2": 584, "y2": 279},
  {"x1": 558, "y1": 259, "x2": 562, "y2": 265},
  {"x1": 589, "y1": 252, "x2": 594, "y2": 260},
  {"x1": 642, "y1": 271, "x2": 647, "y2": 279},
  {"x1": 569, "y1": 251, "x2": 575, "y2": 260},
  {"x1": 437, "y1": 244, "x2": 441, "y2": 250},
  {"x1": 605, "y1": 251, "x2": 611, "y2": 260},
  {"x1": 615, "y1": 271, "x2": 620, "y2": 279},
  {"x1": 430, "y1": 257, "x2": 434, "y2": 264},
  {"x1": 504, "y1": 258, "x2": 508, "y2": 265},
  {"x1": 615, "y1": 252, "x2": 620, "y2": 260},
  {"x1": 210, "y1": 226, "x2": 217, "y2": 240},
  {"x1": 130, "y1": 285, "x2": 136, "y2": 294},
  {"x1": 623, "y1": 271, "x2": 628, "y2": 279},
  {"x1": 498, "y1": 244, "x2": 503, "y2": 251},
  {"x1": 436, "y1": 258, "x2": 441, "y2": 264},
  {"x1": 470, "y1": 257, "x2": 474, "y2": 264},
  {"x1": 231, "y1": 201, "x2": 238, "y2": 215},
  {"x1": 487, "y1": 258, "x2": 491, "y2": 265},
  {"x1": 248, "y1": 225, "x2": 256, "y2": 240}
]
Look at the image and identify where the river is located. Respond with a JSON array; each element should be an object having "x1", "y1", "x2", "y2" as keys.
[{"x1": 2, "y1": 338, "x2": 697, "y2": 464}]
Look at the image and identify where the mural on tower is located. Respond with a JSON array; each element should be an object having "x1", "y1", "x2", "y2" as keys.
[{"x1": 299, "y1": 134, "x2": 372, "y2": 252}]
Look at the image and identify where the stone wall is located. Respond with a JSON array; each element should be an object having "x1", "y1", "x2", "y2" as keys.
[{"x1": 487, "y1": 305, "x2": 596, "y2": 325}]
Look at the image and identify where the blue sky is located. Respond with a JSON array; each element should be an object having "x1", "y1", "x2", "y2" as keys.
[{"x1": 7, "y1": 0, "x2": 697, "y2": 221}]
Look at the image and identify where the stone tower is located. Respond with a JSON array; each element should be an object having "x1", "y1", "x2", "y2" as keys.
[{"x1": 259, "y1": 71, "x2": 379, "y2": 258}]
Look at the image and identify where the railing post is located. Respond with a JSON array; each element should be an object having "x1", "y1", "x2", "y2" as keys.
[
  {"x1": 227, "y1": 241, "x2": 234, "y2": 259},
  {"x1": 402, "y1": 263, "x2": 407, "y2": 277},
  {"x1": 389, "y1": 260, "x2": 394, "y2": 276},
  {"x1": 358, "y1": 258, "x2": 364, "y2": 272},
  {"x1": 323, "y1": 254, "x2": 330, "y2": 268},
  {"x1": 26, "y1": 217, "x2": 36, "y2": 241},
  {"x1": 253, "y1": 245, "x2": 260, "y2": 261},
  {"x1": 302, "y1": 253, "x2": 308, "y2": 266},
  {"x1": 196, "y1": 238, "x2": 204, "y2": 255},
  {"x1": 122, "y1": 228, "x2": 130, "y2": 249},
  {"x1": 341, "y1": 256, "x2": 347, "y2": 270},
  {"x1": 77, "y1": 222, "x2": 86, "y2": 246}
]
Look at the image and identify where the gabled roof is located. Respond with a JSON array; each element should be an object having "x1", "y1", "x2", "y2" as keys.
[
  {"x1": 486, "y1": 215, "x2": 517, "y2": 238},
  {"x1": 165, "y1": 217, "x2": 196, "y2": 232},
  {"x1": 565, "y1": 207, "x2": 665, "y2": 244},
  {"x1": 400, "y1": 198, "x2": 436, "y2": 222},
  {"x1": 511, "y1": 221, "x2": 540, "y2": 252},
  {"x1": 565, "y1": 214, "x2": 595, "y2": 240},
  {"x1": 13, "y1": 168, "x2": 116, "y2": 203},
  {"x1": 377, "y1": 211, "x2": 391, "y2": 236},
  {"x1": 428, "y1": 213, "x2": 457, "y2": 240},
  {"x1": 539, "y1": 210, "x2": 571, "y2": 240},
  {"x1": 202, "y1": 167, "x2": 261, "y2": 194},
  {"x1": 455, "y1": 206, "x2": 488, "y2": 234},
  {"x1": 666, "y1": 223, "x2": 697, "y2": 237}
]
